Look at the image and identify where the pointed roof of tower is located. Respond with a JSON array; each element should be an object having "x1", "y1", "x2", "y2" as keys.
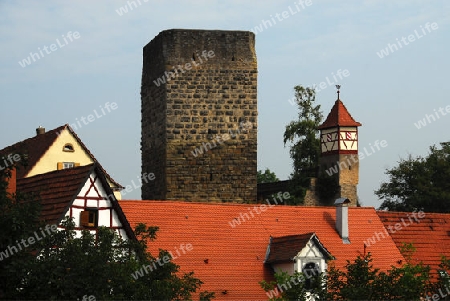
[{"x1": 318, "y1": 99, "x2": 362, "y2": 130}]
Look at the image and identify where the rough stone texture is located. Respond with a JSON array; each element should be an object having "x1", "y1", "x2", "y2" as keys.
[
  {"x1": 319, "y1": 154, "x2": 359, "y2": 206},
  {"x1": 303, "y1": 178, "x2": 318, "y2": 206},
  {"x1": 141, "y1": 29, "x2": 257, "y2": 202}
]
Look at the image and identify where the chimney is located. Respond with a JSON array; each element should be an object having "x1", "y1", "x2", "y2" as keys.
[
  {"x1": 335, "y1": 198, "x2": 350, "y2": 244},
  {"x1": 6, "y1": 167, "x2": 16, "y2": 196},
  {"x1": 36, "y1": 126, "x2": 45, "y2": 135}
]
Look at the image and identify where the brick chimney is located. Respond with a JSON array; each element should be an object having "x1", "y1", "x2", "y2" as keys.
[
  {"x1": 335, "y1": 198, "x2": 350, "y2": 244},
  {"x1": 36, "y1": 126, "x2": 45, "y2": 135}
]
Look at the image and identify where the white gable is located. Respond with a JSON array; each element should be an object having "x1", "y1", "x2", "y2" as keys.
[{"x1": 62, "y1": 170, "x2": 129, "y2": 240}]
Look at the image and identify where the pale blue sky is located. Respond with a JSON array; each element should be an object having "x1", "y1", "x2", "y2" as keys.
[{"x1": 1, "y1": 0, "x2": 449, "y2": 207}]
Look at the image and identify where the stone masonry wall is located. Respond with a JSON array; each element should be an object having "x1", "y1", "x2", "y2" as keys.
[
  {"x1": 141, "y1": 29, "x2": 257, "y2": 202},
  {"x1": 318, "y1": 153, "x2": 359, "y2": 206}
]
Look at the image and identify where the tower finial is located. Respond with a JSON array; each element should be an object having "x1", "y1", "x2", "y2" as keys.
[{"x1": 336, "y1": 85, "x2": 341, "y2": 100}]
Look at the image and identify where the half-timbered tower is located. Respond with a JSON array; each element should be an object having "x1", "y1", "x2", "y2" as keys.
[{"x1": 318, "y1": 90, "x2": 362, "y2": 206}]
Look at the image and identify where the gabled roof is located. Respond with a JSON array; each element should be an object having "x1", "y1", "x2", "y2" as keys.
[
  {"x1": 16, "y1": 164, "x2": 135, "y2": 240},
  {"x1": 0, "y1": 124, "x2": 122, "y2": 189},
  {"x1": 17, "y1": 164, "x2": 92, "y2": 224},
  {"x1": 377, "y1": 211, "x2": 450, "y2": 279},
  {"x1": 265, "y1": 232, "x2": 332, "y2": 264},
  {"x1": 119, "y1": 201, "x2": 404, "y2": 300},
  {"x1": 318, "y1": 99, "x2": 362, "y2": 129}
]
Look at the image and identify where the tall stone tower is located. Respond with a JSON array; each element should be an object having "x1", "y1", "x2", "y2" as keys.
[
  {"x1": 318, "y1": 89, "x2": 361, "y2": 206},
  {"x1": 141, "y1": 29, "x2": 257, "y2": 202}
]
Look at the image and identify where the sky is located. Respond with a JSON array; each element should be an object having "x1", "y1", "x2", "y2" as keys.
[{"x1": 1, "y1": 0, "x2": 449, "y2": 208}]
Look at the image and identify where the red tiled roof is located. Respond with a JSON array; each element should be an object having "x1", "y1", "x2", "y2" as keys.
[
  {"x1": 119, "y1": 201, "x2": 404, "y2": 300},
  {"x1": 0, "y1": 124, "x2": 122, "y2": 189},
  {"x1": 17, "y1": 164, "x2": 93, "y2": 224},
  {"x1": 318, "y1": 99, "x2": 362, "y2": 129},
  {"x1": 266, "y1": 232, "x2": 332, "y2": 264},
  {"x1": 377, "y1": 211, "x2": 450, "y2": 280}
]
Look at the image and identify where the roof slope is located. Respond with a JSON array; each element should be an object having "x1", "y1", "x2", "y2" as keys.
[
  {"x1": 0, "y1": 124, "x2": 122, "y2": 188},
  {"x1": 377, "y1": 211, "x2": 450, "y2": 279},
  {"x1": 266, "y1": 233, "x2": 332, "y2": 264},
  {"x1": 120, "y1": 201, "x2": 404, "y2": 300},
  {"x1": 17, "y1": 164, "x2": 93, "y2": 224},
  {"x1": 318, "y1": 99, "x2": 362, "y2": 129}
]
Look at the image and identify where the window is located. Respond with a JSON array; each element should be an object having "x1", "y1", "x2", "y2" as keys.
[
  {"x1": 63, "y1": 162, "x2": 75, "y2": 169},
  {"x1": 80, "y1": 209, "x2": 98, "y2": 228},
  {"x1": 303, "y1": 262, "x2": 320, "y2": 290},
  {"x1": 63, "y1": 143, "x2": 74, "y2": 152},
  {"x1": 57, "y1": 162, "x2": 80, "y2": 170}
]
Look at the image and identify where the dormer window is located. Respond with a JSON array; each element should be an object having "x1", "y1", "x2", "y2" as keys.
[
  {"x1": 302, "y1": 262, "x2": 320, "y2": 289},
  {"x1": 63, "y1": 143, "x2": 74, "y2": 152},
  {"x1": 264, "y1": 233, "x2": 333, "y2": 289}
]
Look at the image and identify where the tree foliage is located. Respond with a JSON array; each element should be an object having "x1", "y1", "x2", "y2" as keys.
[
  {"x1": 0, "y1": 162, "x2": 213, "y2": 300},
  {"x1": 284, "y1": 85, "x2": 323, "y2": 202},
  {"x1": 261, "y1": 252, "x2": 435, "y2": 301},
  {"x1": 257, "y1": 168, "x2": 279, "y2": 184},
  {"x1": 376, "y1": 142, "x2": 450, "y2": 212}
]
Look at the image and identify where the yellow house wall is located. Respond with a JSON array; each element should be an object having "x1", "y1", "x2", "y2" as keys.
[
  {"x1": 26, "y1": 128, "x2": 122, "y2": 200},
  {"x1": 27, "y1": 129, "x2": 92, "y2": 177}
]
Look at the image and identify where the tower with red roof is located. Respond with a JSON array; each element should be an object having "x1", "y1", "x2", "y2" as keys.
[{"x1": 318, "y1": 88, "x2": 361, "y2": 206}]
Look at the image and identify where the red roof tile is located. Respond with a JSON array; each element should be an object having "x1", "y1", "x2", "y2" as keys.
[
  {"x1": 318, "y1": 99, "x2": 362, "y2": 129},
  {"x1": 120, "y1": 201, "x2": 404, "y2": 300},
  {"x1": 0, "y1": 124, "x2": 122, "y2": 189},
  {"x1": 377, "y1": 211, "x2": 450, "y2": 280}
]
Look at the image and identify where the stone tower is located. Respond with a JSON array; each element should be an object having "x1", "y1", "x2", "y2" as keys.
[
  {"x1": 317, "y1": 90, "x2": 361, "y2": 206},
  {"x1": 141, "y1": 29, "x2": 257, "y2": 202}
]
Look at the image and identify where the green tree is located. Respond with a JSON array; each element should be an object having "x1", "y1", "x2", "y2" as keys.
[
  {"x1": 283, "y1": 85, "x2": 323, "y2": 203},
  {"x1": 376, "y1": 142, "x2": 450, "y2": 212},
  {"x1": 261, "y1": 251, "x2": 434, "y2": 300},
  {"x1": 260, "y1": 270, "x2": 326, "y2": 301},
  {"x1": 0, "y1": 160, "x2": 213, "y2": 300},
  {"x1": 257, "y1": 168, "x2": 279, "y2": 184}
]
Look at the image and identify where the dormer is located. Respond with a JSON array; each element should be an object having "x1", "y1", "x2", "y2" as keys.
[{"x1": 264, "y1": 232, "x2": 333, "y2": 281}]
